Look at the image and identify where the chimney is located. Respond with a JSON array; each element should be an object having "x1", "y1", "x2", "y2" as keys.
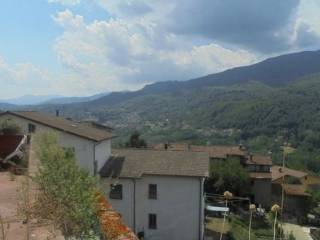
[{"x1": 56, "y1": 109, "x2": 60, "y2": 117}]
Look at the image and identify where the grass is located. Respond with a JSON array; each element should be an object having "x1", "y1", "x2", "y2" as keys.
[
  {"x1": 205, "y1": 213, "x2": 278, "y2": 240},
  {"x1": 205, "y1": 217, "x2": 230, "y2": 234},
  {"x1": 229, "y1": 215, "x2": 274, "y2": 240}
]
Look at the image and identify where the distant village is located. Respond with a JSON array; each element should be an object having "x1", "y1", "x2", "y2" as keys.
[{"x1": 0, "y1": 110, "x2": 320, "y2": 240}]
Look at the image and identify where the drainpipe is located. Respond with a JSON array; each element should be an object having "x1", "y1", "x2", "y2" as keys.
[
  {"x1": 93, "y1": 142, "x2": 99, "y2": 175},
  {"x1": 132, "y1": 178, "x2": 136, "y2": 232},
  {"x1": 199, "y1": 178, "x2": 204, "y2": 240}
]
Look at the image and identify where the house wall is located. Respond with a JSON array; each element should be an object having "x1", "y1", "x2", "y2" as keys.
[
  {"x1": 103, "y1": 175, "x2": 204, "y2": 240},
  {"x1": 95, "y1": 139, "x2": 111, "y2": 172},
  {"x1": 0, "y1": 113, "x2": 105, "y2": 174},
  {"x1": 272, "y1": 184, "x2": 309, "y2": 216},
  {"x1": 252, "y1": 178, "x2": 271, "y2": 208}
]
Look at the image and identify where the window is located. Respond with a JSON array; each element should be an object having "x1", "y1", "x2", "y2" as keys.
[
  {"x1": 109, "y1": 184, "x2": 122, "y2": 199},
  {"x1": 148, "y1": 184, "x2": 157, "y2": 199},
  {"x1": 148, "y1": 214, "x2": 157, "y2": 229},
  {"x1": 262, "y1": 165, "x2": 270, "y2": 172},
  {"x1": 28, "y1": 123, "x2": 36, "y2": 133},
  {"x1": 247, "y1": 165, "x2": 255, "y2": 172}
]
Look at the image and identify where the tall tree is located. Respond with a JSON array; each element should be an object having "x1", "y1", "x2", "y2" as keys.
[
  {"x1": 205, "y1": 157, "x2": 250, "y2": 196},
  {"x1": 32, "y1": 132, "x2": 100, "y2": 239}
]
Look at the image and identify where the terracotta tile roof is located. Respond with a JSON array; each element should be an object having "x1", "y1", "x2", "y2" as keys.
[
  {"x1": 246, "y1": 155, "x2": 272, "y2": 166},
  {"x1": 249, "y1": 172, "x2": 272, "y2": 179},
  {"x1": 271, "y1": 165, "x2": 307, "y2": 181},
  {"x1": 100, "y1": 148, "x2": 209, "y2": 178},
  {"x1": 0, "y1": 111, "x2": 115, "y2": 142},
  {"x1": 0, "y1": 135, "x2": 24, "y2": 159},
  {"x1": 283, "y1": 184, "x2": 311, "y2": 197},
  {"x1": 96, "y1": 192, "x2": 138, "y2": 240}
]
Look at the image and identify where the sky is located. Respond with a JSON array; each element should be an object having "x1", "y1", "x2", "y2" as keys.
[{"x1": 0, "y1": 0, "x2": 320, "y2": 98}]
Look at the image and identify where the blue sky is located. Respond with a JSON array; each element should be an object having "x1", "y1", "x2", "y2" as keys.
[{"x1": 0, "y1": 0, "x2": 320, "y2": 98}]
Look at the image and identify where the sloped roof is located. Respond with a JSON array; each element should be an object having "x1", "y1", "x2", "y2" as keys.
[
  {"x1": 0, "y1": 135, "x2": 24, "y2": 159},
  {"x1": 96, "y1": 192, "x2": 138, "y2": 240},
  {"x1": 303, "y1": 175, "x2": 320, "y2": 186},
  {"x1": 0, "y1": 111, "x2": 114, "y2": 142},
  {"x1": 246, "y1": 155, "x2": 272, "y2": 166},
  {"x1": 283, "y1": 184, "x2": 311, "y2": 197},
  {"x1": 153, "y1": 143, "x2": 190, "y2": 151},
  {"x1": 190, "y1": 145, "x2": 246, "y2": 158},
  {"x1": 271, "y1": 165, "x2": 307, "y2": 181},
  {"x1": 100, "y1": 148, "x2": 209, "y2": 178},
  {"x1": 153, "y1": 143, "x2": 246, "y2": 158}
]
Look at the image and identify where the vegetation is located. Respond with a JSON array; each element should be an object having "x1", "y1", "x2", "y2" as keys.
[
  {"x1": 20, "y1": 51, "x2": 320, "y2": 175},
  {"x1": 0, "y1": 119, "x2": 21, "y2": 135},
  {"x1": 33, "y1": 74, "x2": 320, "y2": 175},
  {"x1": 288, "y1": 232, "x2": 296, "y2": 240},
  {"x1": 229, "y1": 215, "x2": 274, "y2": 240},
  {"x1": 32, "y1": 132, "x2": 100, "y2": 239},
  {"x1": 125, "y1": 131, "x2": 147, "y2": 148},
  {"x1": 205, "y1": 157, "x2": 250, "y2": 196}
]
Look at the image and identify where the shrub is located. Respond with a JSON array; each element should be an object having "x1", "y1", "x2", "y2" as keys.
[
  {"x1": 0, "y1": 119, "x2": 21, "y2": 135},
  {"x1": 31, "y1": 132, "x2": 100, "y2": 239}
]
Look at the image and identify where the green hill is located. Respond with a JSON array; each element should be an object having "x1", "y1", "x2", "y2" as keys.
[{"x1": 10, "y1": 50, "x2": 320, "y2": 174}]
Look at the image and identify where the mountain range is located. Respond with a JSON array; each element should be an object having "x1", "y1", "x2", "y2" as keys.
[
  {"x1": 0, "y1": 92, "x2": 110, "y2": 106},
  {"x1": 2, "y1": 50, "x2": 320, "y2": 172},
  {"x1": 48, "y1": 49, "x2": 320, "y2": 109}
]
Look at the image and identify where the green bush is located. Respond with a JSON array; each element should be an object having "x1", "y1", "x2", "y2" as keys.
[
  {"x1": 0, "y1": 119, "x2": 21, "y2": 135},
  {"x1": 33, "y1": 132, "x2": 100, "y2": 239}
]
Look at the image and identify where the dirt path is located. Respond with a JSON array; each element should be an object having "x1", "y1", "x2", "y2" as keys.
[
  {"x1": 0, "y1": 140, "x2": 64, "y2": 240},
  {"x1": 0, "y1": 172, "x2": 27, "y2": 240},
  {"x1": 282, "y1": 222, "x2": 312, "y2": 240}
]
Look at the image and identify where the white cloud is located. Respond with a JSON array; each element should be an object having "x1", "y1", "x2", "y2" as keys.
[
  {"x1": 0, "y1": 57, "x2": 56, "y2": 98},
  {"x1": 51, "y1": 9, "x2": 256, "y2": 94},
  {"x1": 48, "y1": 0, "x2": 80, "y2": 6},
  {"x1": 8, "y1": 0, "x2": 319, "y2": 98}
]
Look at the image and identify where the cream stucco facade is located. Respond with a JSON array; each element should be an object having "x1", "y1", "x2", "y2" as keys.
[
  {"x1": 103, "y1": 175, "x2": 205, "y2": 240},
  {"x1": 0, "y1": 113, "x2": 111, "y2": 175}
]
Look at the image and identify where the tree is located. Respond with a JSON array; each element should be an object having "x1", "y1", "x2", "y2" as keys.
[
  {"x1": 205, "y1": 157, "x2": 250, "y2": 195},
  {"x1": 125, "y1": 131, "x2": 147, "y2": 148},
  {"x1": 32, "y1": 132, "x2": 100, "y2": 239}
]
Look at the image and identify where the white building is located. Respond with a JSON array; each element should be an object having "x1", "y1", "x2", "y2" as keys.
[
  {"x1": 0, "y1": 111, "x2": 114, "y2": 175},
  {"x1": 100, "y1": 148, "x2": 209, "y2": 240}
]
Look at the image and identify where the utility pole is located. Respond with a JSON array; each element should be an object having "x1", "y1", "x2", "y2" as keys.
[{"x1": 280, "y1": 128, "x2": 290, "y2": 240}]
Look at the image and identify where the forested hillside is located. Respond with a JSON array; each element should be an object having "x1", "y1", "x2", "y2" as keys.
[
  {"x1": 6, "y1": 50, "x2": 320, "y2": 174},
  {"x1": 25, "y1": 74, "x2": 320, "y2": 174}
]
